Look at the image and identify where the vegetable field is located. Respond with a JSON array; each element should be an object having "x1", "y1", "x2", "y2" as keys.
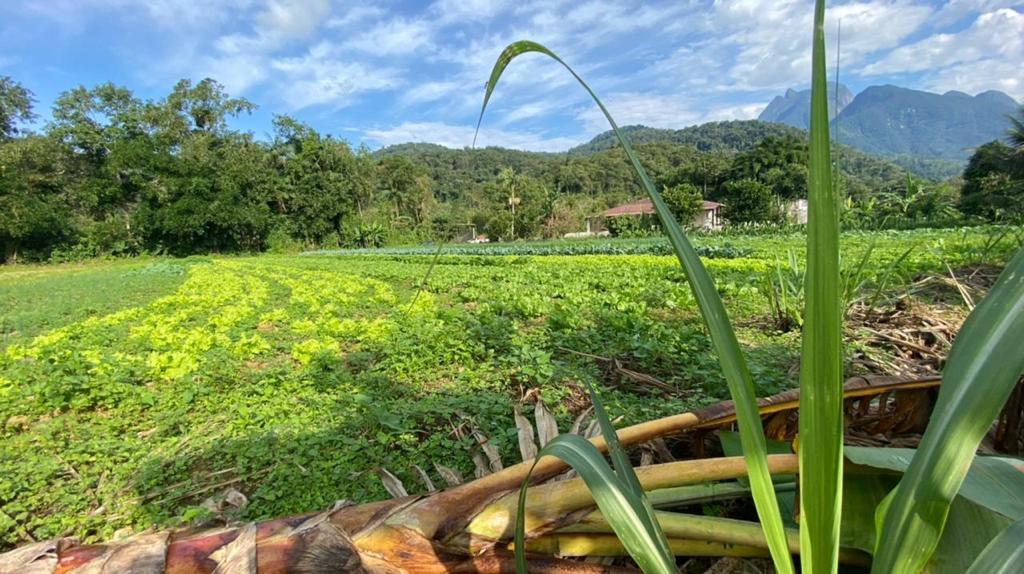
[{"x1": 0, "y1": 227, "x2": 1019, "y2": 549}]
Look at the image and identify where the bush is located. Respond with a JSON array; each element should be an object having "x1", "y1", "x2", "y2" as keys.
[
  {"x1": 662, "y1": 182, "x2": 703, "y2": 228},
  {"x1": 605, "y1": 215, "x2": 657, "y2": 238},
  {"x1": 721, "y1": 178, "x2": 781, "y2": 224},
  {"x1": 266, "y1": 225, "x2": 303, "y2": 254}
]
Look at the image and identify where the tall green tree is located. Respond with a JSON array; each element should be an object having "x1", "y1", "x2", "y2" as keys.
[
  {"x1": 730, "y1": 135, "x2": 809, "y2": 199},
  {"x1": 1007, "y1": 105, "x2": 1024, "y2": 158},
  {"x1": 721, "y1": 178, "x2": 779, "y2": 224},
  {"x1": 379, "y1": 155, "x2": 432, "y2": 225},
  {"x1": 0, "y1": 76, "x2": 35, "y2": 140},
  {"x1": 0, "y1": 137, "x2": 73, "y2": 262},
  {"x1": 661, "y1": 182, "x2": 703, "y2": 227},
  {"x1": 960, "y1": 141, "x2": 1021, "y2": 220}
]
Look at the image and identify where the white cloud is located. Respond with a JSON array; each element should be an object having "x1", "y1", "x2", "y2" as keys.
[
  {"x1": 932, "y1": 0, "x2": 1022, "y2": 27},
  {"x1": 924, "y1": 59, "x2": 1024, "y2": 101},
  {"x1": 502, "y1": 101, "x2": 559, "y2": 123},
  {"x1": 398, "y1": 81, "x2": 463, "y2": 106},
  {"x1": 363, "y1": 121, "x2": 582, "y2": 152},
  {"x1": 862, "y1": 8, "x2": 1023, "y2": 76},
  {"x1": 170, "y1": 0, "x2": 335, "y2": 96},
  {"x1": 271, "y1": 42, "x2": 403, "y2": 109},
  {"x1": 255, "y1": 0, "x2": 329, "y2": 40},
  {"x1": 7, "y1": 0, "x2": 1020, "y2": 151},
  {"x1": 326, "y1": 6, "x2": 385, "y2": 29},
  {"x1": 576, "y1": 92, "x2": 702, "y2": 133},
  {"x1": 430, "y1": 0, "x2": 514, "y2": 25},
  {"x1": 701, "y1": 102, "x2": 767, "y2": 123},
  {"x1": 345, "y1": 18, "x2": 435, "y2": 56},
  {"x1": 197, "y1": 53, "x2": 269, "y2": 95},
  {"x1": 707, "y1": 0, "x2": 934, "y2": 91}
]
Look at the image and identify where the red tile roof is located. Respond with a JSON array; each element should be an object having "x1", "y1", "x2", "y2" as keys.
[{"x1": 602, "y1": 199, "x2": 721, "y2": 217}]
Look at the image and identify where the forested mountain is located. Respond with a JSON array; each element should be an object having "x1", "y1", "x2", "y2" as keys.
[
  {"x1": 759, "y1": 84, "x2": 855, "y2": 129},
  {"x1": 758, "y1": 84, "x2": 1020, "y2": 162},
  {"x1": 568, "y1": 120, "x2": 804, "y2": 154},
  {"x1": 835, "y1": 86, "x2": 1018, "y2": 159},
  {"x1": 564, "y1": 121, "x2": 906, "y2": 190}
]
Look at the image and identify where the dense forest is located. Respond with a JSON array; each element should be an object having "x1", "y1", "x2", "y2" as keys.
[{"x1": 1, "y1": 75, "x2": 1021, "y2": 263}]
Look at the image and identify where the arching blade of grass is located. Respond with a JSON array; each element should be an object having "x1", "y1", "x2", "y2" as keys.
[
  {"x1": 513, "y1": 433, "x2": 677, "y2": 574},
  {"x1": 800, "y1": 1, "x2": 844, "y2": 573},
  {"x1": 872, "y1": 247, "x2": 1024, "y2": 573},
  {"x1": 966, "y1": 519, "x2": 1024, "y2": 574},
  {"x1": 478, "y1": 40, "x2": 793, "y2": 574}
]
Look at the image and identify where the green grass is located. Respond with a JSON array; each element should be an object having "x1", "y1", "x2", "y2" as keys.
[
  {"x1": 0, "y1": 228, "x2": 1017, "y2": 550},
  {"x1": 0, "y1": 259, "x2": 188, "y2": 350}
]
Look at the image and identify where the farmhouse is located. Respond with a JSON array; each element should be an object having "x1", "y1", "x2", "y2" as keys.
[{"x1": 601, "y1": 198, "x2": 723, "y2": 229}]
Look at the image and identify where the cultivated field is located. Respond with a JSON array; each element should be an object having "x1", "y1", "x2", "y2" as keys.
[{"x1": 0, "y1": 227, "x2": 1019, "y2": 548}]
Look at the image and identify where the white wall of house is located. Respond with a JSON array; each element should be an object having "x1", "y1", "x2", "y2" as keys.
[{"x1": 785, "y1": 199, "x2": 808, "y2": 224}]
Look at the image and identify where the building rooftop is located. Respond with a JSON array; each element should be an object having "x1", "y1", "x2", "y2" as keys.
[{"x1": 602, "y1": 199, "x2": 722, "y2": 217}]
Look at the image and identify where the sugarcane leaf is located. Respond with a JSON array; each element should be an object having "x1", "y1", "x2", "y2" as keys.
[
  {"x1": 966, "y1": 519, "x2": 1024, "y2": 574},
  {"x1": 478, "y1": 39, "x2": 793, "y2": 574},
  {"x1": 841, "y1": 469, "x2": 1017, "y2": 572},
  {"x1": 583, "y1": 383, "x2": 674, "y2": 563},
  {"x1": 872, "y1": 247, "x2": 1024, "y2": 573},
  {"x1": 839, "y1": 474, "x2": 899, "y2": 553},
  {"x1": 799, "y1": 2, "x2": 844, "y2": 573},
  {"x1": 846, "y1": 447, "x2": 1024, "y2": 521},
  {"x1": 513, "y1": 434, "x2": 677, "y2": 574}
]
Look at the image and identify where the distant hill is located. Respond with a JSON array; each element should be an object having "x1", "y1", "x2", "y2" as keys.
[
  {"x1": 378, "y1": 121, "x2": 912, "y2": 204},
  {"x1": 760, "y1": 84, "x2": 855, "y2": 130},
  {"x1": 568, "y1": 120, "x2": 806, "y2": 155},
  {"x1": 758, "y1": 84, "x2": 1020, "y2": 161}
]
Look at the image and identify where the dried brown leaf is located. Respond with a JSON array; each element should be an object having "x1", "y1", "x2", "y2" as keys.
[
  {"x1": 534, "y1": 400, "x2": 559, "y2": 447},
  {"x1": 375, "y1": 468, "x2": 408, "y2": 499},
  {"x1": 569, "y1": 407, "x2": 593, "y2": 435},
  {"x1": 470, "y1": 427, "x2": 503, "y2": 474},
  {"x1": 411, "y1": 464, "x2": 436, "y2": 492},
  {"x1": 210, "y1": 522, "x2": 256, "y2": 574},
  {"x1": 433, "y1": 463, "x2": 463, "y2": 487},
  {"x1": 513, "y1": 406, "x2": 538, "y2": 462}
]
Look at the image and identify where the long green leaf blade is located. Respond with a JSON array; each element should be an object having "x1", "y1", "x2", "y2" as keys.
[
  {"x1": 966, "y1": 519, "x2": 1024, "y2": 574},
  {"x1": 872, "y1": 247, "x2": 1024, "y2": 573},
  {"x1": 584, "y1": 383, "x2": 675, "y2": 562},
  {"x1": 585, "y1": 383, "x2": 644, "y2": 497},
  {"x1": 799, "y1": 2, "x2": 844, "y2": 573},
  {"x1": 479, "y1": 39, "x2": 794, "y2": 574},
  {"x1": 513, "y1": 434, "x2": 677, "y2": 574}
]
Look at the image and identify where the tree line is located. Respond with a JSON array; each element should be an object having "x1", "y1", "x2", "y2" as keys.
[{"x1": 1, "y1": 75, "x2": 1019, "y2": 263}]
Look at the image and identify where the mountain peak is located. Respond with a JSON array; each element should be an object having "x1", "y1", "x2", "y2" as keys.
[
  {"x1": 758, "y1": 83, "x2": 853, "y2": 130},
  {"x1": 759, "y1": 84, "x2": 1018, "y2": 160}
]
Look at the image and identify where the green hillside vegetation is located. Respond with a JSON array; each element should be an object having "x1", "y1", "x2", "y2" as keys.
[{"x1": 0, "y1": 74, "x2": 1015, "y2": 264}]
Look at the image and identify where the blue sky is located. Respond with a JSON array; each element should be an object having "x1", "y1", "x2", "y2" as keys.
[{"x1": 1, "y1": 0, "x2": 1021, "y2": 151}]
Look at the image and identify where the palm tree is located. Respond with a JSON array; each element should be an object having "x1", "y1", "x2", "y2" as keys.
[
  {"x1": 498, "y1": 167, "x2": 522, "y2": 239},
  {"x1": 1008, "y1": 106, "x2": 1024, "y2": 150}
]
